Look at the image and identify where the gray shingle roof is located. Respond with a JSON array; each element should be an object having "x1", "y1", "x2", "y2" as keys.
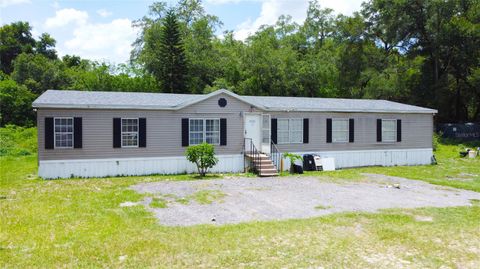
[
  {"x1": 242, "y1": 95, "x2": 436, "y2": 113},
  {"x1": 33, "y1": 90, "x2": 202, "y2": 109},
  {"x1": 32, "y1": 89, "x2": 437, "y2": 113}
]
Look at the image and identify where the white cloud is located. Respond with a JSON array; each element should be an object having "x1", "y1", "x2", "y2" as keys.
[
  {"x1": 51, "y1": 0, "x2": 60, "y2": 9},
  {"x1": 96, "y1": 9, "x2": 112, "y2": 18},
  {"x1": 233, "y1": 0, "x2": 308, "y2": 40},
  {"x1": 62, "y1": 18, "x2": 138, "y2": 63},
  {"x1": 0, "y1": 0, "x2": 30, "y2": 8},
  {"x1": 233, "y1": 0, "x2": 363, "y2": 40},
  {"x1": 44, "y1": 8, "x2": 89, "y2": 28},
  {"x1": 42, "y1": 8, "x2": 137, "y2": 63},
  {"x1": 320, "y1": 0, "x2": 364, "y2": 15}
]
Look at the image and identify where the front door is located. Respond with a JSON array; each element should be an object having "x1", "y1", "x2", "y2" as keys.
[{"x1": 244, "y1": 113, "x2": 262, "y2": 151}]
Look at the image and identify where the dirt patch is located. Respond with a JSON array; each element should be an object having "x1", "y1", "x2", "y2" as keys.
[{"x1": 130, "y1": 175, "x2": 480, "y2": 226}]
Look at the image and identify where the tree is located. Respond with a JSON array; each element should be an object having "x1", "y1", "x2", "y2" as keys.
[
  {"x1": 143, "y1": 9, "x2": 189, "y2": 93},
  {"x1": 303, "y1": 0, "x2": 335, "y2": 49},
  {"x1": 65, "y1": 61, "x2": 158, "y2": 93},
  {"x1": 0, "y1": 22, "x2": 36, "y2": 74},
  {"x1": 0, "y1": 79, "x2": 36, "y2": 126},
  {"x1": 35, "y1": 33, "x2": 57, "y2": 60},
  {"x1": 185, "y1": 142, "x2": 218, "y2": 176},
  {"x1": 362, "y1": 0, "x2": 480, "y2": 122},
  {"x1": 11, "y1": 53, "x2": 69, "y2": 95}
]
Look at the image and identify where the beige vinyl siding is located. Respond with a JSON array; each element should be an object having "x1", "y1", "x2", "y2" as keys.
[
  {"x1": 269, "y1": 112, "x2": 433, "y2": 152},
  {"x1": 37, "y1": 92, "x2": 434, "y2": 161},
  {"x1": 37, "y1": 93, "x2": 250, "y2": 161}
]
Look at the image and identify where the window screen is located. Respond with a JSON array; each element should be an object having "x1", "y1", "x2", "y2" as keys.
[
  {"x1": 54, "y1": 118, "x2": 73, "y2": 148},
  {"x1": 189, "y1": 119, "x2": 220, "y2": 145},
  {"x1": 121, "y1": 118, "x2": 138, "y2": 147},
  {"x1": 382, "y1": 119, "x2": 397, "y2": 142},
  {"x1": 277, "y1": 119, "x2": 303, "y2": 144},
  {"x1": 332, "y1": 119, "x2": 349, "y2": 143}
]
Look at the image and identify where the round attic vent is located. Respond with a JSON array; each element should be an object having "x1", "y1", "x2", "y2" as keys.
[{"x1": 218, "y1": 98, "x2": 227, "y2": 107}]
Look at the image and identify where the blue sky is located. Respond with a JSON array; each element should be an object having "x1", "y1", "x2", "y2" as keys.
[{"x1": 1, "y1": 0, "x2": 363, "y2": 63}]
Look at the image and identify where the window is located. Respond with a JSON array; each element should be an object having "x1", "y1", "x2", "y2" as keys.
[
  {"x1": 262, "y1": 114, "x2": 270, "y2": 143},
  {"x1": 277, "y1": 119, "x2": 303, "y2": 144},
  {"x1": 189, "y1": 119, "x2": 220, "y2": 145},
  {"x1": 121, "y1": 118, "x2": 138, "y2": 147},
  {"x1": 277, "y1": 119, "x2": 289, "y2": 144},
  {"x1": 189, "y1": 119, "x2": 204, "y2": 145},
  {"x1": 332, "y1": 119, "x2": 349, "y2": 143},
  {"x1": 382, "y1": 119, "x2": 397, "y2": 142},
  {"x1": 54, "y1": 117, "x2": 73, "y2": 148},
  {"x1": 205, "y1": 119, "x2": 220, "y2": 144},
  {"x1": 289, "y1": 119, "x2": 303, "y2": 143}
]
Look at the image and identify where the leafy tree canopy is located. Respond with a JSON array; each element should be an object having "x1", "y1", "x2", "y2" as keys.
[{"x1": 1, "y1": 0, "x2": 479, "y2": 127}]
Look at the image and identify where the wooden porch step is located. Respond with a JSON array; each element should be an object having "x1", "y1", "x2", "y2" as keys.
[
  {"x1": 245, "y1": 154, "x2": 270, "y2": 159},
  {"x1": 259, "y1": 172, "x2": 279, "y2": 177},
  {"x1": 257, "y1": 164, "x2": 276, "y2": 169},
  {"x1": 245, "y1": 152, "x2": 279, "y2": 177}
]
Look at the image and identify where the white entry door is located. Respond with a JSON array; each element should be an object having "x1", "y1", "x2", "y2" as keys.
[{"x1": 244, "y1": 113, "x2": 262, "y2": 151}]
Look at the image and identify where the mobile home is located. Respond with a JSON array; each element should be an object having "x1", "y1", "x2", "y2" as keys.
[{"x1": 32, "y1": 89, "x2": 437, "y2": 179}]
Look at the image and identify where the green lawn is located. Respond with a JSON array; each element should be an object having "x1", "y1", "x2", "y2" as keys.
[
  {"x1": 1, "y1": 143, "x2": 480, "y2": 267},
  {"x1": 301, "y1": 143, "x2": 480, "y2": 192}
]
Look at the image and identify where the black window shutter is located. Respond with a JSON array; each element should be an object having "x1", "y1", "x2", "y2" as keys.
[
  {"x1": 377, "y1": 119, "x2": 382, "y2": 142},
  {"x1": 139, "y1": 118, "x2": 146, "y2": 147},
  {"x1": 303, "y1": 118, "x2": 309, "y2": 143},
  {"x1": 113, "y1": 118, "x2": 121, "y2": 148},
  {"x1": 271, "y1": 118, "x2": 277, "y2": 144},
  {"x1": 326, "y1": 118, "x2": 332, "y2": 143},
  {"x1": 182, "y1": 118, "x2": 189, "y2": 147},
  {"x1": 349, "y1": 118, "x2": 354, "y2": 143},
  {"x1": 397, "y1": 119, "x2": 402, "y2": 142},
  {"x1": 45, "y1": 117, "x2": 54, "y2": 149},
  {"x1": 220, "y1": 118, "x2": 227, "y2": 146},
  {"x1": 74, "y1": 117, "x2": 82, "y2": 148}
]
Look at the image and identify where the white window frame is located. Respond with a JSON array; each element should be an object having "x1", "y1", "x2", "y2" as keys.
[
  {"x1": 332, "y1": 118, "x2": 349, "y2": 143},
  {"x1": 121, "y1": 118, "x2": 139, "y2": 148},
  {"x1": 189, "y1": 118, "x2": 220, "y2": 146},
  {"x1": 277, "y1": 118, "x2": 303, "y2": 144},
  {"x1": 54, "y1": 117, "x2": 74, "y2": 149},
  {"x1": 381, "y1": 119, "x2": 397, "y2": 143}
]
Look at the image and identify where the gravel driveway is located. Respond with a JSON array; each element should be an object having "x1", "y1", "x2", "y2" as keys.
[{"x1": 130, "y1": 174, "x2": 480, "y2": 226}]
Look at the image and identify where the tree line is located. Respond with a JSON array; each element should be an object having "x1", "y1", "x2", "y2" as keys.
[{"x1": 1, "y1": 0, "x2": 479, "y2": 127}]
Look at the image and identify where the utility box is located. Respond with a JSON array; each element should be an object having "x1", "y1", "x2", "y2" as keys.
[
  {"x1": 303, "y1": 154, "x2": 316, "y2": 171},
  {"x1": 313, "y1": 156, "x2": 323, "y2": 170},
  {"x1": 303, "y1": 154, "x2": 323, "y2": 171}
]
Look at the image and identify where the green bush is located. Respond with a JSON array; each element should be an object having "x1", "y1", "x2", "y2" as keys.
[
  {"x1": 0, "y1": 79, "x2": 37, "y2": 126},
  {"x1": 433, "y1": 133, "x2": 440, "y2": 151},
  {"x1": 283, "y1": 152, "x2": 302, "y2": 173},
  {"x1": 0, "y1": 125, "x2": 37, "y2": 156},
  {"x1": 185, "y1": 142, "x2": 218, "y2": 177}
]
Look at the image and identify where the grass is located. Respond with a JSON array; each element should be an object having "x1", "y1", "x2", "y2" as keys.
[
  {"x1": 1, "y1": 159, "x2": 479, "y2": 268},
  {"x1": 146, "y1": 190, "x2": 227, "y2": 207},
  {"x1": 294, "y1": 143, "x2": 480, "y2": 192},
  {"x1": 315, "y1": 205, "x2": 332, "y2": 210},
  {"x1": 150, "y1": 197, "x2": 168, "y2": 208},
  {"x1": 0, "y1": 125, "x2": 37, "y2": 156},
  {"x1": 190, "y1": 190, "x2": 226, "y2": 204},
  {"x1": 1, "y1": 127, "x2": 480, "y2": 267}
]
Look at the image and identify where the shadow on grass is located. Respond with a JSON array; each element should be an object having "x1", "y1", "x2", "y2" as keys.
[{"x1": 438, "y1": 137, "x2": 480, "y2": 148}]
